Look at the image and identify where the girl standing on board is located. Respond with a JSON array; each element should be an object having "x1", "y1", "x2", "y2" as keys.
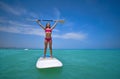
[{"x1": 36, "y1": 20, "x2": 58, "y2": 58}]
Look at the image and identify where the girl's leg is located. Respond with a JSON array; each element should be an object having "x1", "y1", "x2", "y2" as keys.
[
  {"x1": 44, "y1": 40, "x2": 48, "y2": 58},
  {"x1": 49, "y1": 40, "x2": 52, "y2": 58}
]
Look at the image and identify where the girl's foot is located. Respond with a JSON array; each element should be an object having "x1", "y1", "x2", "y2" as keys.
[
  {"x1": 43, "y1": 55, "x2": 46, "y2": 58},
  {"x1": 50, "y1": 56, "x2": 53, "y2": 58}
]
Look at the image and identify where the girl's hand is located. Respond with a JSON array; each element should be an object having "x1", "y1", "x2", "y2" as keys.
[
  {"x1": 36, "y1": 20, "x2": 40, "y2": 23},
  {"x1": 54, "y1": 20, "x2": 64, "y2": 23}
]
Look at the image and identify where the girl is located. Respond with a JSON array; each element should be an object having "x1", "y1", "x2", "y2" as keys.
[{"x1": 36, "y1": 20, "x2": 58, "y2": 58}]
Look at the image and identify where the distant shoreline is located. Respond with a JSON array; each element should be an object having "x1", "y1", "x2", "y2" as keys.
[{"x1": 0, "y1": 48, "x2": 120, "y2": 50}]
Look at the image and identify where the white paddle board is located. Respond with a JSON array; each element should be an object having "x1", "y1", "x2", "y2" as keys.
[{"x1": 36, "y1": 56, "x2": 63, "y2": 69}]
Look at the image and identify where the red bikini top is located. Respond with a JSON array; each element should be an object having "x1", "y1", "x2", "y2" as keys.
[{"x1": 45, "y1": 28, "x2": 52, "y2": 33}]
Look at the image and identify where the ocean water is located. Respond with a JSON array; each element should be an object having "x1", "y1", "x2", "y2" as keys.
[{"x1": 0, "y1": 49, "x2": 120, "y2": 79}]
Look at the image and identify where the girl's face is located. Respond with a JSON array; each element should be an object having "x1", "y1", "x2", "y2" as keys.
[{"x1": 46, "y1": 23, "x2": 50, "y2": 28}]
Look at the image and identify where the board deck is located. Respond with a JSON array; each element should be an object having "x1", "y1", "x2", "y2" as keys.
[{"x1": 36, "y1": 56, "x2": 63, "y2": 69}]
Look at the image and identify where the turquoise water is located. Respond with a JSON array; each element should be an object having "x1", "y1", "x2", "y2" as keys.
[{"x1": 0, "y1": 49, "x2": 120, "y2": 79}]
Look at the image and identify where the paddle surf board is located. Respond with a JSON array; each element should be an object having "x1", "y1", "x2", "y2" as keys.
[{"x1": 36, "y1": 56, "x2": 63, "y2": 69}]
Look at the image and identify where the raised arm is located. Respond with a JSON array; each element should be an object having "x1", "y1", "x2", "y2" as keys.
[
  {"x1": 51, "y1": 21, "x2": 58, "y2": 30},
  {"x1": 36, "y1": 20, "x2": 45, "y2": 30}
]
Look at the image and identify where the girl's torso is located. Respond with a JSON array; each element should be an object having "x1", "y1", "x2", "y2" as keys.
[{"x1": 45, "y1": 28, "x2": 52, "y2": 38}]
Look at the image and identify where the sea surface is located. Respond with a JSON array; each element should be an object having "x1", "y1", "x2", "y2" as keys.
[{"x1": 0, "y1": 49, "x2": 120, "y2": 79}]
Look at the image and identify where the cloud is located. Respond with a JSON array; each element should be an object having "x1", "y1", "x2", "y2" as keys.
[
  {"x1": 0, "y1": 1, "x2": 26, "y2": 16},
  {"x1": 53, "y1": 32, "x2": 87, "y2": 40},
  {"x1": 0, "y1": 5, "x2": 87, "y2": 40},
  {"x1": 29, "y1": 12, "x2": 39, "y2": 18},
  {"x1": 0, "y1": 18, "x2": 7, "y2": 23},
  {"x1": 53, "y1": 8, "x2": 61, "y2": 19},
  {"x1": 0, "y1": 25, "x2": 45, "y2": 36},
  {"x1": 0, "y1": 24, "x2": 87, "y2": 40},
  {"x1": 0, "y1": 20, "x2": 87, "y2": 40},
  {"x1": 8, "y1": 20, "x2": 33, "y2": 27},
  {"x1": 53, "y1": 29, "x2": 60, "y2": 32},
  {"x1": 0, "y1": 1, "x2": 39, "y2": 19},
  {"x1": 0, "y1": 19, "x2": 44, "y2": 36}
]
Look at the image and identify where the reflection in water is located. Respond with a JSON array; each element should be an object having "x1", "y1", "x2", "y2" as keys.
[{"x1": 37, "y1": 67, "x2": 63, "y2": 79}]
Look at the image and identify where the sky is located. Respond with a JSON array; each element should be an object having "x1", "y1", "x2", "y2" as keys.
[{"x1": 0, "y1": 0, "x2": 120, "y2": 49}]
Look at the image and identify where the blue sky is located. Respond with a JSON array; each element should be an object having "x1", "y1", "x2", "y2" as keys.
[{"x1": 0, "y1": 0, "x2": 120, "y2": 49}]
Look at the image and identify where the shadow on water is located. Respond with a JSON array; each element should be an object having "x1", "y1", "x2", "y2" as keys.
[
  {"x1": 36, "y1": 67, "x2": 63, "y2": 79},
  {"x1": 37, "y1": 67, "x2": 63, "y2": 74}
]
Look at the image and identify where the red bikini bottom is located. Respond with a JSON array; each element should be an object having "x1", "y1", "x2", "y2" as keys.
[{"x1": 45, "y1": 38, "x2": 52, "y2": 42}]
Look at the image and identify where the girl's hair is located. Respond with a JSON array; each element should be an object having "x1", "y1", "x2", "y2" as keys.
[{"x1": 45, "y1": 23, "x2": 51, "y2": 28}]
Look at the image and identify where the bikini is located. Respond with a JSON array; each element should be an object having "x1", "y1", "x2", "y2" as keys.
[{"x1": 45, "y1": 29, "x2": 52, "y2": 42}]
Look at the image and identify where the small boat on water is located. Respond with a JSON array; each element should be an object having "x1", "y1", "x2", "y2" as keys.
[{"x1": 24, "y1": 49, "x2": 28, "y2": 50}]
